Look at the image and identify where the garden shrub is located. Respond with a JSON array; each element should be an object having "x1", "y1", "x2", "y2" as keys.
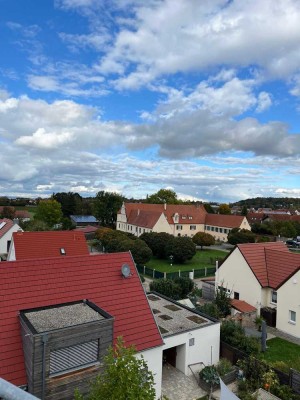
[{"x1": 216, "y1": 358, "x2": 233, "y2": 377}]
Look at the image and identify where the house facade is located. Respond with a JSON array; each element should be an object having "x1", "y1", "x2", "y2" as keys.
[
  {"x1": 117, "y1": 202, "x2": 250, "y2": 241},
  {"x1": 0, "y1": 218, "x2": 23, "y2": 257},
  {"x1": 216, "y1": 242, "x2": 300, "y2": 338}
]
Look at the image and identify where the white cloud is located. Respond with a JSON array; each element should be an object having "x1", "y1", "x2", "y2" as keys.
[{"x1": 256, "y1": 91, "x2": 272, "y2": 112}]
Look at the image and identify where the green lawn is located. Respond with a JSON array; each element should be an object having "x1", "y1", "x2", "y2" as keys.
[
  {"x1": 145, "y1": 249, "x2": 227, "y2": 273},
  {"x1": 258, "y1": 337, "x2": 300, "y2": 371}
]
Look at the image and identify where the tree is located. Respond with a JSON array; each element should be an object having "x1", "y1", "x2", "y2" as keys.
[
  {"x1": 146, "y1": 189, "x2": 179, "y2": 204},
  {"x1": 192, "y1": 232, "x2": 215, "y2": 250},
  {"x1": 218, "y1": 204, "x2": 231, "y2": 215},
  {"x1": 75, "y1": 337, "x2": 155, "y2": 400},
  {"x1": 227, "y1": 228, "x2": 256, "y2": 245},
  {"x1": 140, "y1": 232, "x2": 174, "y2": 258},
  {"x1": 165, "y1": 236, "x2": 196, "y2": 263},
  {"x1": 34, "y1": 199, "x2": 63, "y2": 228},
  {"x1": 203, "y1": 203, "x2": 215, "y2": 213},
  {"x1": 241, "y1": 205, "x2": 248, "y2": 216},
  {"x1": 53, "y1": 192, "x2": 82, "y2": 217},
  {"x1": 214, "y1": 286, "x2": 232, "y2": 317},
  {"x1": 130, "y1": 239, "x2": 153, "y2": 265},
  {"x1": 0, "y1": 206, "x2": 15, "y2": 219},
  {"x1": 94, "y1": 191, "x2": 124, "y2": 227}
]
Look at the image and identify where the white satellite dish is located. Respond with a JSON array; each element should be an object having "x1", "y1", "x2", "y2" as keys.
[{"x1": 121, "y1": 264, "x2": 131, "y2": 278}]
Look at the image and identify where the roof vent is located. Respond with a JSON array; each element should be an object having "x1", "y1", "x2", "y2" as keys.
[
  {"x1": 60, "y1": 248, "x2": 66, "y2": 255},
  {"x1": 121, "y1": 264, "x2": 131, "y2": 278}
]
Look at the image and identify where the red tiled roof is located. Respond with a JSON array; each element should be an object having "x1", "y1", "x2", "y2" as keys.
[
  {"x1": 247, "y1": 212, "x2": 265, "y2": 224},
  {"x1": 205, "y1": 213, "x2": 246, "y2": 228},
  {"x1": 231, "y1": 299, "x2": 257, "y2": 313},
  {"x1": 0, "y1": 218, "x2": 14, "y2": 239},
  {"x1": 237, "y1": 242, "x2": 300, "y2": 289},
  {"x1": 128, "y1": 210, "x2": 163, "y2": 229},
  {"x1": 11, "y1": 230, "x2": 89, "y2": 260},
  {"x1": 15, "y1": 210, "x2": 31, "y2": 219},
  {"x1": 74, "y1": 225, "x2": 99, "y2": 234},
  {"x1": 121, "y1": 203, "x2": 207, "y2": 225},
  {"x1": 0, "y1": 253, "x2": 163, "y2": 386}
]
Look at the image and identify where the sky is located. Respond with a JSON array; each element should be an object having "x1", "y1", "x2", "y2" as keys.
[{"x1": 0, "y1": 0, "x2": 300, "y2": 203}]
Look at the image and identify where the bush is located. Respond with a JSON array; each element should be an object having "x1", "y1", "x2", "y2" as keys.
[
  {"x1": 199, "y1": 365, "x2": 219, "y2": 385},
  {"x1": 216, "y1": 358, "x2": 233, "y2": 377},
  {"x1": 221, "y1": 320, "x2": 260, "y2": 355},
  {"x1": 173, "y1": 277, "x2": 194, "y2": 297},
  {"x1": 150, "y1": 279, "x2": 182, "y2": 300},
  {"x1": 197, "y1": 303, "x2": 220, "y2": 319}
]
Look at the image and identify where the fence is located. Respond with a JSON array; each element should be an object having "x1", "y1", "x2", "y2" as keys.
[
  {"x1": 220, "y1": 341, "x2": 300, "y2": 394},
  {"x1": 136, "y1": 265, "x2": 216, "y2": 280}
]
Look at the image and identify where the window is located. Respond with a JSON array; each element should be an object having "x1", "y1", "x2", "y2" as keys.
[
  {"x1": 176, "y1": 225, "x2": 183, "y2": 230},
  {"x1": 271, "y1": 290, "x2": 277, "y2": 304},
  {"x1": 206, "y1": 226, "x2": 210, "y2": 231},
  {"x1": 224, "y1": 229, "x2": 228, "y2": 234},
  {"x1": 50, "y1": 340, "x2": 99, "y2": 376},
  {"x1": 189, "y1": 338, "x2": 195, "y2": 346},
  {"x1": 188, "y1": 216, "x2": 193, "y2": 220},
  {"x1": 215, "y1": 227, "x2": 219, "y2": 232},
  {"x1": 190, "y1": 225, "x2": 196, "y2": 230},
  {"x1": 289, "y1": 310, "x2": 296, "y2": 324},
  {"x1": 234, "y1": 292, "x2": 239, "y2": 300},
  {"x1": 211, "y1": 227, "x2": 215, "y2": 232},
  {"x1": 219, "y1": 228, "x2": 223, "y2": 233}
]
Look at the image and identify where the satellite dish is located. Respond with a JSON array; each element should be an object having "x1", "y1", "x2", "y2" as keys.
[{"x1": 121, "y1": 264, "x2": 131, "y2": 278}]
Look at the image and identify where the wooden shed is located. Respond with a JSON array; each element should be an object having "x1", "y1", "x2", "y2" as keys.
[{"x1": 20, "y1": 300, "x2": 114, "y2": 400}]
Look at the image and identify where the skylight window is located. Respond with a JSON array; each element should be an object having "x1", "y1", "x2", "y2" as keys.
[{"x1": 60, "y1": 248, "x2": 66, "y2": 255}]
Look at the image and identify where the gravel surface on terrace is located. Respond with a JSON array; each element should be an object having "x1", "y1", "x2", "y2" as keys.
[
  {"x1": 147, "y1": 294, "x2": 211, "y2": 337},
  {"x1": 25, "y1": 302, "x2": 104, "y2": 333}
]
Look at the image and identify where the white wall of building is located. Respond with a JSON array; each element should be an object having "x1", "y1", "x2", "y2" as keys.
[
  {"x1": 139, "y1": 346, "x2": 163, "y2": 400},
  {"x1": 217, "y1": 248, "x2": 261, "y2": 310},
  {"x1": 0, "y1": 224, "x2": 22, "y2": 255},
  {"x1": 277, "y1": 270, "x2": 300, "y2": 338},
  {"x1": 163, "y1": 323, "x2": 220, "y2": 375}
]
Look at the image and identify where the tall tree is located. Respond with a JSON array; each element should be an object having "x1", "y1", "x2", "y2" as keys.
[
  {"x1": 227, "y1": 228, "x2": 256, "y2": 245},
  {"x1": 146, "y1": 189, "x2": 179, "y2": 204},
  {"x1": 34, "y1": 199, "x2": 63, "y2": 228},
  {"x1": 53, "y1": 192, "x2": 82, "y2": 216},
  {"x1": 203, "y1": 203, "x2": 215, "y2": 213},
  {"x1": 75, "y1": 337, "x2": 155, "y2": 400},
  {"x1": 218, "y1": 204, "x2": 231, "y2": 215},
  {"x1": 165, "y1": 236, "x2": 196, "y2": 263},
  {"x1": 192, "y1": 232, "x2": 215, "y2": 250},
  {"x1": 94, "y1": 191, "x2": 124, "y2": 227}
]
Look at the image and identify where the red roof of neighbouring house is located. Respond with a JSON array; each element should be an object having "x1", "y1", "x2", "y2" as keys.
[
  {"x1": 247, "y1": 212, "x2": 265, "y2": 224},
  {"x1": 74, "y1": 225, "x2": 99, "y2": 234},
  {"x1": 237, "y1": 242, "x2": 300, "y2": 289},
  {"x1": 121, "y1": 203, "x2": 207, "y2": 225},
  {"x1": 0, "y1": 218, "x2": 14, "y2": 239},
  {"x1": 11, "y1": 230, "x2": 89, "y2": 260},
  {"x1": 14, "y1": 210, "x2": 31, "y2": 219},
  {"x1": 0, "y1": 252, "x2": 163, "y2": 386},
  {"x1": 231, "y1": 299, "x2": 257, "y2": 313},
  {"x1": 205, "y1": 213, "x2": 246, "y2": 228},
  {"x1": 129, "y1": 210, "x2": 163, "y2": 229}
]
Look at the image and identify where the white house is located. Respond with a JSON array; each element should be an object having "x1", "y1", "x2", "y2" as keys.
[
  {"x1": 117, "y1": 202, "x2": 250, "y2": 241},
  {"x1": 216, "y1": 242, "x2": 300, "y2": 338},
  {"x1": 0, "y1": 218, "x2": 22, "y2": 256}
]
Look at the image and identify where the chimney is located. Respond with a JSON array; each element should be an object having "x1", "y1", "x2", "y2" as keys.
[
  {"x1": 164, "y1": 202, "x2": 167, "y2": 211},
  {"x1": 137, "y1": 209, "x2": 140, "y2": 216}
]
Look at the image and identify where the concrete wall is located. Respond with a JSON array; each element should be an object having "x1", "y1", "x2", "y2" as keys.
[
  {"x1": 277, "y1": 270, "x2": 300, "y2": 338},
  {"x1": 139, "y1": 346, "x2": 163, "y2": 400},
  {"x1": 163, "y1": 323, "x2": 220, "y2": 375},
  {"x1": 217, "y1": 248, "x2": 261, "y2": 310}
]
